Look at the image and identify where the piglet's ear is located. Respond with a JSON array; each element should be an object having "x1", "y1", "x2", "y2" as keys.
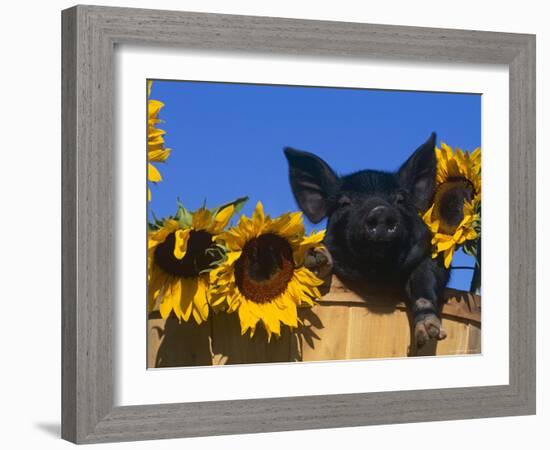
[
  {"x1": 284, "y1": 147, "x2": 339, "y2": 223},
  {"x1": 397, "y1": 133, "x2": 436, "y2": 212}
]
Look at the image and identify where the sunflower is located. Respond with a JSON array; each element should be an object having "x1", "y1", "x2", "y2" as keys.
[
  {"x1": 148, "y1": 203, "x2": 238, "y2": 324},
  {"x1": 422, "y1": 142, "x2": 481, "y2": 268},
  {"x1": 423, "y1": 200, "x2": 480, "y2": 268},
  {"x1": 147, "y1": 80, "x2": 171, "y2": 201},
  {"x1": 210, "y1": 202, "x2": 326, "y2": 341}
]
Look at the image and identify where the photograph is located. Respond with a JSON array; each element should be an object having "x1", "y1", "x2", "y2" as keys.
[
  {"x1": 1, "y1": 0, "x2": 541, "y2": 446},
  {"x1": 146, "y1": 79, "x2": 482, "y2": 368}
]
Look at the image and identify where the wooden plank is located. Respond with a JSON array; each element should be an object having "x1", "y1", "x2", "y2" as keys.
[
  {"x1": 300, "y1": 276, "x2": 482, "y2": 360},
  {"x1": 298, "y1": 304, "x2": 351, "y2": 361},
  {"x1": 467, "y1": 324, "x2": 482, "y2": 355},
  {"x1": 347, "y1": 306, "x2": 412, "y2": 359},
  {"x1": 322, "y1": 276, "x2": 481, "y2": 323},
  {"x1": 211, "y1": 312, "x2": 295, "y2": 365},
  {"x1": 147, "y1": 312, "x2": 212, "y2": 368},
  {"x1": 435, "y1": 318, "x2": 470, "y2": 356},
  {"x1": 443, "y1": 290, "x2": 482, "y2": 324},
  {"x1": 147, "y1": 275, "x2": 482, "y2": 365}
]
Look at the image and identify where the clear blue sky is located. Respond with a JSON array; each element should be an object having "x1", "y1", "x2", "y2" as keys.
[{"x1": 148, "y1": 80, "x2": 481, "y2": 290}]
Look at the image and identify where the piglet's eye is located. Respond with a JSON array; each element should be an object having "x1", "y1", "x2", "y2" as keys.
[
  {"x1": 394, "y1": 193, "x2": 406, "y2": 205},
  {"x1": 338, "y1": 195, "x2": 351, "y2": 207}
]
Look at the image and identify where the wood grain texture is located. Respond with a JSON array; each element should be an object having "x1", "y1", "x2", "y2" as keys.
[
  {"x1": 62, "y1": 5, "x2": 115, "y2": 443},
  {"x1": 146, "y1": 280, "x2": 481, "y2": 366},
  {"x1": 61, "y1": 7, "x2": 77, "y2": 442},
  {"x1": 508, "y1": 31, "x2": 536, "y2": 415},
  {"x1": 211, "y1": 312, "x2": 297, "y2": 365},
  {"x1": 298, "y1": 278, "x2": 481, "y2": 360},
  {"x1": 61, "y1": 4, "x2": 536, "y2": 443}
]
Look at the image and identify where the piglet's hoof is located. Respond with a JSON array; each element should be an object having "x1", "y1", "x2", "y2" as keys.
[
  {"x1": 304, "y1": 246, "x2": 333, "y2": 281},
  {"x1": 414, "y1": 314, "x2": 447, "y2": 348}
]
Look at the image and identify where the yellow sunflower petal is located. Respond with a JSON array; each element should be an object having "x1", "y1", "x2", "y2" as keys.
[
  {"x1": 148, "y1": 99, "x2": 164, "y2": 116},
  {"x1": 252, "y1": 202, "x2": 265, "y2": 233},
  {"x1": 275, "y1": 299, "x2": 298, "y2": 328},
  {"x1": 238, "y1": 300, "x2": 259, "y2": 336},
  {"x1": 464, "y1": 228, "x2": 478, "y2": 240},
  {"x1": 148, "y1": 147, "x2": 171, "y2": 162},
  {"x1": 171, "y1": 278, "x2": 183, "y2": 320},
  {"x1": 159, "y1": 287, "x2": 174, "y2": 319},
  {"x1": 269, "y1": 211, "x2": 304, "y2": 240},
  {"x1": 226, "y1": 291, "x2": 242, "y2": 312},
  {"x1": 148, "y1": 220, "x2": 179, "y2": 250},
  {"x1": 192, "y1": 208, "x2": 213, "y2": 231},
  {"x1": 294, "y1": 266, "x2": 324, "y2": 289},
  {"x1": 428, "y1": 219, "x2": 440, "y2": 234},
  {"x1": 193, "y1": 277, "x2": 210, "y2": 323},
  {"x1": 210, "y1": 292, "x2": 227, "y2": 307},
  {"x1": 216, "y1": 229, "x2": 246, "y2": 251},
  {"x1": 442, "y1": 142, "x2": 454, "y2": 160},
  {"x1": 210, "y1": 204, "x2": 235, "y2": 234},
  {"x1": 180, "y1": 277, "x2": 198, "y2": 322},
  {"x1": 436, "y1": 236, "x2": 456, "y2": 252},
  {"x1": 148, "y1": 163, "x2": 162, "y2": 183},
  {"x1": 148, "y1": 267, "x2": 168, "y2": 311},
  {"x1": 174, "y1": 229, "x2": 191, "y2": 260},
  {"x1": 260, "y1": 302, "x2": 281, "y2": 341},
  {"x1": 191, "y1": 307, "x2": 206, "y2": 325}
]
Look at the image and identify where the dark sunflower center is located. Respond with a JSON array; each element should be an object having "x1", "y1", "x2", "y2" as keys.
[
  {"x1": 154, "y1": 230, "x2": 215, "y2": 277},
  {"x1": 234, "y1": 233, "x2": 295, "y2": 303},
  {"x1": 433, "y1": 177, "x2": 475, "y2": 234}
]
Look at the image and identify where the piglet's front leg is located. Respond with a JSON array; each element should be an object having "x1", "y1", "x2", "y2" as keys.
[
  {"x1": 405, "y1": 258, "x2": 450, "y2": 348},
  {"x1": 304, "y1": 246, "x2": 333, "y2": 282}
]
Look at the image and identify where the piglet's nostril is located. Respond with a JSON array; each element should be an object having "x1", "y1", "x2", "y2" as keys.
[
  {"x1": 366, "y1": 217, "x2": 378, "y2": 231},
  {"x1": 386, "y1": 218, "x2": 398, "y2": 233},
  {"x1": 365, "y1": 206, "x2": 399, "y2": 239},
  {"x1": 387, "y1": 222, "x2": 398, "y2": 233}
]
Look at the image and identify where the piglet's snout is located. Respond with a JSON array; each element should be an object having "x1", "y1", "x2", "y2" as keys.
[{"x1": 365, "y1": 205, "x2": 400, "y2": 241}]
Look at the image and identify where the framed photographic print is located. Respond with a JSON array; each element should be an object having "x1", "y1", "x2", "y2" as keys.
[{"x1": 62, "y1": 5, "x2": 536, "y2": 444}]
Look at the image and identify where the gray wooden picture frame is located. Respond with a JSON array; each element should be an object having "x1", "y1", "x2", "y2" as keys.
[{"x1": 61, "y1": 4, "x2": 536, "y2": 444}]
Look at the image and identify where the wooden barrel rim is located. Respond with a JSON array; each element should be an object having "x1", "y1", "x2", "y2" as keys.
[{"x1": 310, "y1": 276, "x2": 481, "y2": 325}]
